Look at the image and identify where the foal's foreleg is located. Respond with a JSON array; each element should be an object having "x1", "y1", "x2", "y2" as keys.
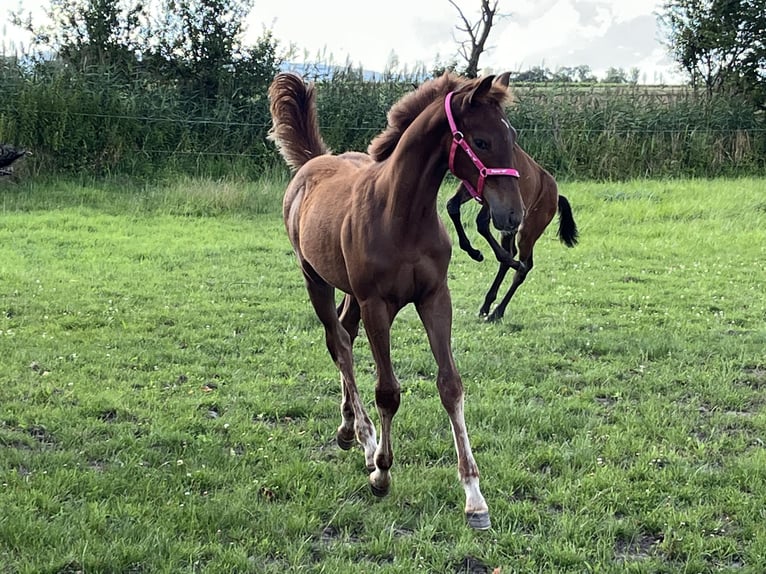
[
  {"x1": 303, "y1": 273, "x2": 377, "y2": 468},
  {"x1": 476, "y1": 208, "x2": 524, "y2": 271},
  {"x1": 417, "y1": 287, "x2": 490, "y2": 530},
  {"x1": 446, "y1": 185, "x2": 484, "y2": 262},
  {"x1": 359, "y1": 299, "x2": 399, "y2": 497}
]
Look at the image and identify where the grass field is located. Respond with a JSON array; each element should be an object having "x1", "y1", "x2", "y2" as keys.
[{"x1": 1, "y1": 176, "x2": 765, "y2": 573}]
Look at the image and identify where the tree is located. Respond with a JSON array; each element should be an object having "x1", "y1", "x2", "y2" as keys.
[
  {"x1": 602, "y1": 67, "x2": 628, "y2": 84},
  {"x1": 511, "y1": 66, "x2": 552, "y2": 83},
  {"x1": 660, "y1": 0, "x2": 766, "y2": 108},
  {"x1": 574, "y1": 65, "x2": 597, "y2": 83},
  {"x1": 12, "y1": 0, "x2": 282, "y2": 102},
  {"x1": 149, "y1": 0, "x2": 256, "y2": 101},
  {"x1": 11, "y1": 0, "x2": 146, "y2": 75},
  {"x1": 551, "y1": 66, "x2": 575, "y2": 83},
  {"x1": 448, "y1": 0, "x2": 503, "y2": 78}
]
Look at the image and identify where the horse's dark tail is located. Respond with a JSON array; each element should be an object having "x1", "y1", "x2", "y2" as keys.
[
  {"x1": 557, "y1": 194, "x2": 579, "y2": 247},
  {"x1": 267, "y1": 72, "x2": 331, "y2": 172}
]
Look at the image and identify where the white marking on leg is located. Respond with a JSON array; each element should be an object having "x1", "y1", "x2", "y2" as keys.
[
  {"x1": 450, "y1": 399, "x2": 488, "y2": 515},
  {"x1": 370, "y1": 411, "x2": 392, "y2": 491},
  {"x1": 351, "y1": 396, "x2": 378, "y2": 469}
]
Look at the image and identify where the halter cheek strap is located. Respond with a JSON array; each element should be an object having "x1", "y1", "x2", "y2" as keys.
[{"x1": 445, "y1": 91, "x2": 519, "y2": 203}]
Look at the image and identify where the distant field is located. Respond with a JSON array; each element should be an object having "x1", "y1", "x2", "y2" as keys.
[{"x1": 1, "y1": 176, "x2": 765, "y2": 573}]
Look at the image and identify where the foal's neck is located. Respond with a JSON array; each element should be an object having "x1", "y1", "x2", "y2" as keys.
[{"x1": 381, "y1": 108, "x2": 449, "y2": 225}]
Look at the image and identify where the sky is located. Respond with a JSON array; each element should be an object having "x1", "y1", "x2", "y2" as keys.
[{"x1": 0, "y1": 0, "x2": 685, "y2": 84}]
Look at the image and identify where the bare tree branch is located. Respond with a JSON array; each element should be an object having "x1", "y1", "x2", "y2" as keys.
[{"x1": 448, "y1": 0, "x2": 501, "y2": 78}]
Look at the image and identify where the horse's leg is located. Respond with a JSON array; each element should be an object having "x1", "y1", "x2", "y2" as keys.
[
  {"x1": 416, "y1": 286, "x2": 490, "y2": 530},
  {"x1": 486, "y1": 228, "x2": 539, "y2": 323},
  {"x1": 358, "y1": 299, "x2": 399, "y2": 496},
  {"x1": 303, "y1": 269, "x2": 377, "y2": 470},
  {"x1": 476, "y1": 206, "x2": 524, "y2": 270},
  {"x1": 338, "y1": 293, "x2": 361, "y2": 342},
  {"x1": 334, "y1": 294, "x2": 364, "y2": 452},
  {"x1": 478, "y1": 232, "x2": 514, "y2": 318},
  {"x1": 485, "y1": 255, "x2": 532, "y2": 322},
  {"x1": 446, "y1": 184, "x2": 484, "y2": 262}
]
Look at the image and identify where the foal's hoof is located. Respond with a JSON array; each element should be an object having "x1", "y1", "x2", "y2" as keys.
[
  {"x1": 336, "y1": 433, "x2": 355, "y2": 451},
  {"x1": 368, "y1": 471, "x2": 390, "y2": 497},
  {"x1": 469, "y1": 249, "x2": 484, "y2": 262},
  {"x1": 369, "y1": 482, "x2": 390, "y2": 498},
  {"x1": 466, "y1": 511, "x2": 491, "y2": 530}
]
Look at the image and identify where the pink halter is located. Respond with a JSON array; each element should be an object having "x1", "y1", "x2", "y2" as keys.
[{"x1": 445, "y1": 91, "x2": 519, "y2": 203}]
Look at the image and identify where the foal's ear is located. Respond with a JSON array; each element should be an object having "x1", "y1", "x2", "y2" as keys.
[
  {"x1": 494, "y1": 72, "x2": 511, "y2": 87},
  {"x1": 467, "y1": 74, "x2": 496, "y2": 105}
]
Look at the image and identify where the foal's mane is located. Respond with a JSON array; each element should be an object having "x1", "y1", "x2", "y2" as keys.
[{"x1": 367, "y1": 72, "x2": 511, "y2": 162}]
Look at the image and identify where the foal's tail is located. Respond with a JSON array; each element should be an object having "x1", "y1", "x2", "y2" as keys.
[
  {"x1": 557, "y1": 194, "x2": 579, "y2": 247},
  {"x1": 267, "y1": 73, "x2": 331, "y2": 172}
]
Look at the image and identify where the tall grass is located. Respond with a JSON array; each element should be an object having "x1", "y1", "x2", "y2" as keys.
[
  {"x1": 1, "y1": 56, "x2": 764, "y2": 181},
  {"x1": 0, "y1": 62, "x2": 278, "y2": 179},
  {"x1": 509, "y1": 84, "x2": 765, "y2": 179}
]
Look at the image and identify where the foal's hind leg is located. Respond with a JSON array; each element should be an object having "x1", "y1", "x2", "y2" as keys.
[
  {"x1": 486, "y1": 217, "x2": 546, "y2": 322},
  {"x1": 479, "y1": 232, "x2": 516, "y2": 318},
  {"x1": 335, "y1": 294, "x2": 366, "y2": 455},
  {"x1": 486, "y1": 253, "x2": 533, "y2": 322},
  {"x1": 416, "y1": 286, "x2": 490, "y2": 530},
  {"x1": 302, "y1": 269, "x2": 377, "y2": 470}
]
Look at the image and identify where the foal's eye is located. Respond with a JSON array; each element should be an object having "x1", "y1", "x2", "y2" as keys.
[{"x1": 474, "y1": 138, "x2": 489, "y2": 150}]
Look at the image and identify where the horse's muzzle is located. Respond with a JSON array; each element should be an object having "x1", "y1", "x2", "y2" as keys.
[{"x1": 493, "y1": 212, "x2": 523, "y2": 234}]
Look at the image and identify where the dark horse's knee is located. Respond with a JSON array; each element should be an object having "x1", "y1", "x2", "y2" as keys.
[
  {"x1": 446, "y1": 183, "x2": 470, "y2": 216},
  {"x1": 447, "y1": 186, "x2": 484, "y2": 262},
  {"x1": 475, "y1": 205, "x2": 491, "y2": 235},
  {"x1": 375, "y1": 385, "x2": 401, "y2": 415},
  {"x1": 446, "y1": 193, "x2": 461, "y2": 217}
]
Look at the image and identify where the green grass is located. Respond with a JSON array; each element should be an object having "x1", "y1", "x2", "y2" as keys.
[{"x1": 1, "y1": 176, "x2": 765, "y2": 573}]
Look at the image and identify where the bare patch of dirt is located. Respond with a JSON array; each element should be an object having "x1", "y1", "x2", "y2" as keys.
[
  {"x1": 455, "y1": 556, "x2": 493, "y2": 573},
  {"x1": 318, "y1": 525, "x2": 361, "y2": 545},
  {"x1": 614, "y1": 532, "x2": 662, "y2": 564},
  {"x1": 26, "y1": 424, "x2": 55, "y2": 446}
]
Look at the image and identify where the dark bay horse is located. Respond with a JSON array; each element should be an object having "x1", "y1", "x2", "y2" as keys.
[
  {"x1": 268, "y1": 71, "x2": 524, "y2": 529},
  {"x1": 446, "y1": 144, "x2": 578, "y2": 322}
]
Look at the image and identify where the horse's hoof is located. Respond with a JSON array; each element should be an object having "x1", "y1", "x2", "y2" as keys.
[
  {"x1": 466, "y1": 511, "x2": 491, "y2": 530},
  {"x1": 369, "y1": 482, "x2": 390, "y2": 497},
  {"x1": 336, "y1": 433, "x2": 354, "y2": 451},
  {"x1": 484, "y1": 312, "x2": 503, "y2": 323},
  {"x1": 469, "y1": 250, "x2": 484, "y2": 262}
]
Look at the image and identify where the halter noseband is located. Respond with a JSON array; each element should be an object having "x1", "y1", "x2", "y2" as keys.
[{"x1": 445, "y1": 91, "x2": 519, "y2": 203}]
